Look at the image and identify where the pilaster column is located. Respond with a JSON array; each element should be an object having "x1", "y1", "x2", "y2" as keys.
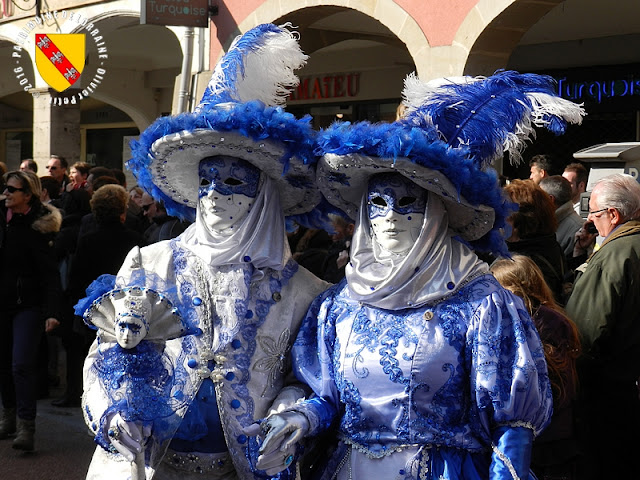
[{"x1": 32, "y1": 88, "x2": 81, "y2": 170}]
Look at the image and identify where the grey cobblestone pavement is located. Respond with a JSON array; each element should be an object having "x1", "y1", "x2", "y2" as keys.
[{"x1": 0, "y1": 362, "x2": 95, "y2": 480}]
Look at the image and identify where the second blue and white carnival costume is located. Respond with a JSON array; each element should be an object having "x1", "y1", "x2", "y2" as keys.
[
  {"x1": 256, "y1": 72, "x2": 585, "y2": 480},
  {"x1": 79, "y1": 24, "x2": 329, "y2": 480}
]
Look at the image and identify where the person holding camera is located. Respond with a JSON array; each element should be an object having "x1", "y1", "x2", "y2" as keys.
[{"x1": 565, "y1": 173, "x2": 640, "y2": 480}]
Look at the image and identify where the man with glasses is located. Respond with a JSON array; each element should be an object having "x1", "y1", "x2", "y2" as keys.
[
  {"x1": 45, "y1": 155, "x2": 69, "y2": 194},
  {"x1": 565, "y1": 173, "x2": 640, "y2": 480}
]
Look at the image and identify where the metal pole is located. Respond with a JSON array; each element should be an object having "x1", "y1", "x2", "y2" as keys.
[{"x1": 177, "y1": 27, "x2": 195, "y2": 113}]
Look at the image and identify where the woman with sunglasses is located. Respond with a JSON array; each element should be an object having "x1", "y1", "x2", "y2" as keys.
[{"x1": 0, "y1": 170, "x2": 63, "y2": 451}]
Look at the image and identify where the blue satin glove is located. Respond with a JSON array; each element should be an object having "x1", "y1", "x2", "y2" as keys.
[{"x1": 489, "y1": 425, "x2": 534, "y2": 480}]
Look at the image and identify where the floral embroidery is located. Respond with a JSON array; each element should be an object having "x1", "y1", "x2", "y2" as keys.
[
  {"x1": 253, "y1": 328, "x2": 291, "y2": 396},
  {"x1": 291, "y1": 274, "x2": 553, "y2": 458}
]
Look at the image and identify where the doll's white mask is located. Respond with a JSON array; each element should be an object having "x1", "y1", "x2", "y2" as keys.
[
  {"x1": 198, "y1": 156, "x2": 260, "y2": 233},
  {"x1": 367, "y1": 173, "x2": 426, "y2": 254},
  {"x1": 115, "y1": 316, "x2": 148, "y2": 349}
]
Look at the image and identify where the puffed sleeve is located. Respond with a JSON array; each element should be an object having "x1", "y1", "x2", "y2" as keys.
[
  {"x1": 470, "y1": 287, "x2": 552, "y2": 434},
  {"x1": 469, "y1": 287, "x2": 553, "y2": 480},
  {"x1": 289, "y1": 284, "x2": 341, "y2": 436}
]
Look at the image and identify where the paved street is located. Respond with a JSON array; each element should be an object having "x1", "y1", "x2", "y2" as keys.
[{"x1": 0, "y1": 385, "x2": 95, "y2": 480}]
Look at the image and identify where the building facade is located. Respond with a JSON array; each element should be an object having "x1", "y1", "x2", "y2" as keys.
[{"x1": 1, "y1": 0, "x2": 639, "y2": 179}]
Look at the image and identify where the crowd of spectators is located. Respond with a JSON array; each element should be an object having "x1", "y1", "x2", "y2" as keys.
[
  {"x1": 1, "y1": 152, "x2": 639, "y2": 478},
  {"x1": 489, "y1": 158, "x2": 640, "y2": 480},
  {"x1": 0, "y1": 156, "x2": 193, "y2": 453}
]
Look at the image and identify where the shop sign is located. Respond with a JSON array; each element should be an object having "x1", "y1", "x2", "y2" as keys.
[
  {"x1": 290, "y1": 73, "x2": 360, "y2": 101},
  {"x1": 141, "y1": 0, "x2": 209, "y2": 28},
  {"x1": 558, "y1": 76, "x2": 640, "y2": 104}
]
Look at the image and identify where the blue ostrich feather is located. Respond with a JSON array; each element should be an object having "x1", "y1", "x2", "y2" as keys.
[
  {"x1": 74, "y1": 274, "x2": 117, "y2": 320},
  {"x1": 316, "y1": 121, "x2": 515, "y2": 257},
  {"x1": 404, "y1": 70, "x2": 585, "y2": 168}
]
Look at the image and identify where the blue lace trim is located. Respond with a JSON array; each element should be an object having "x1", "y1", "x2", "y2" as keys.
[{"x1": 93, "y1": 342, "x2": 190, "y2": 451}]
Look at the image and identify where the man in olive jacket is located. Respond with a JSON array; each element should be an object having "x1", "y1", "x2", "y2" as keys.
[{"x1": 565, "y1": 173, "x2": 640, "y2": 480}]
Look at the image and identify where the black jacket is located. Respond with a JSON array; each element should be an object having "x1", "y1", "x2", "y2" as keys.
[
  {"x1": 143, "y1": 214, "x2": 190, "y2": 244},
  {"x1": 68, "y1": 219, "x2": 146, "y2": 304},
  {"x1": 0, "y1": 201, "x2": 63, "y2": 318},
  {"x1": 507, "y1": 233, "x2": 568, "y2": 305}
]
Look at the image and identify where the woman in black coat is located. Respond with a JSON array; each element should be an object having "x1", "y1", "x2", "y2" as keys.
[
  {"x1": 503, "y1": 179, "x2": 569, "y2": 305},
  {"x1": 58, "y1": 184, "x2": 146, "y2": 408},
  {"x1": 0, "y1": 171, "x2": 62, "y2": 451}
]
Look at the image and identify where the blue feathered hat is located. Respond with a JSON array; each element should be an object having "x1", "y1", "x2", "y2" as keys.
[
  {"x1": 316, "y1": 70, "x2": 585, "y2": 256},
  {"x1": 127, "y1": 24, "x2": 320, "y2": 222}
]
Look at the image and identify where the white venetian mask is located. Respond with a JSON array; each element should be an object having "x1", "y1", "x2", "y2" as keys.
[
  {"x1": 198, "y1": 156, "x2": 260, "y2": 234},
  {"x1": 367, "y1": 173, "x2": 426, "y2": 254},
  {"x1": 115, "y1": 316, "x2": 148, "y2": 349}
]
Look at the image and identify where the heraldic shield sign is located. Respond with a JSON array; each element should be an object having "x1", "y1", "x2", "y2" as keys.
[{"x1": 35, "y1": 34, "x2": 85, "y2": 92}]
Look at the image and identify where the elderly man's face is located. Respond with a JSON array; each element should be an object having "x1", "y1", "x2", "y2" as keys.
[
  {"x1": 587, "y1": 188, "x2": 617, "y2": 238},
  {"x1": 198, "y1": 156, "x2": 260, "y2": 233}
]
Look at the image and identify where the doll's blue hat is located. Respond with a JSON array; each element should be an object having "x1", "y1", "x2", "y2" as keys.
[
  {"x1": 127, "y1": 24, "x2": 320, "y2": 222},
  {"x1": 316, "y1": 70, "x2": 585, "y2": 256}
]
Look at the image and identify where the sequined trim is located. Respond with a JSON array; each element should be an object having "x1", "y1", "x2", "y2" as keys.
[
  {"x1": 417, "y1": 448, "x2": 430, "y2": 480},
  {"x1": 331, "y1": 445, "x2": 351, "y2": 480},
  {"x1": 496, "y1": 420, "x2": 537, "y2": 436},
  {"x1": 341, "y1": 436, "x2": 423, "y2": 459},
  {"x1": 163, "y1": 449, "x2": 234, "y2": 475},
  {"x1": 490, "y1": 443, "x2": 520, "y2": 480}
]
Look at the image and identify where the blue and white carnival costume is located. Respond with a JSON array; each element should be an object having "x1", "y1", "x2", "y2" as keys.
[
  {"x1": 256, "y1": 71, "x2": 585, "y2": 480},
  {"x1": 289, "y1": 195, "x2": 551, "y2": 480},
  {"x1": 80, "y1": 24, "x2": 331, "y2": 480},
  {"x1": 83, "y1": 212, "x2": 328, "y2": 479}
]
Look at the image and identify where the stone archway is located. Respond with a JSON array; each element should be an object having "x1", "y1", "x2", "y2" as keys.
[
  {"x1": 66, "y1": 10, "x2": 184, "y2": 131},
  {"x1": 211, "y1": 0, "x2": 428, "y2": 75},
  {"x1": 457, "y1": 0, "x2": 565, "y2": 76}
]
